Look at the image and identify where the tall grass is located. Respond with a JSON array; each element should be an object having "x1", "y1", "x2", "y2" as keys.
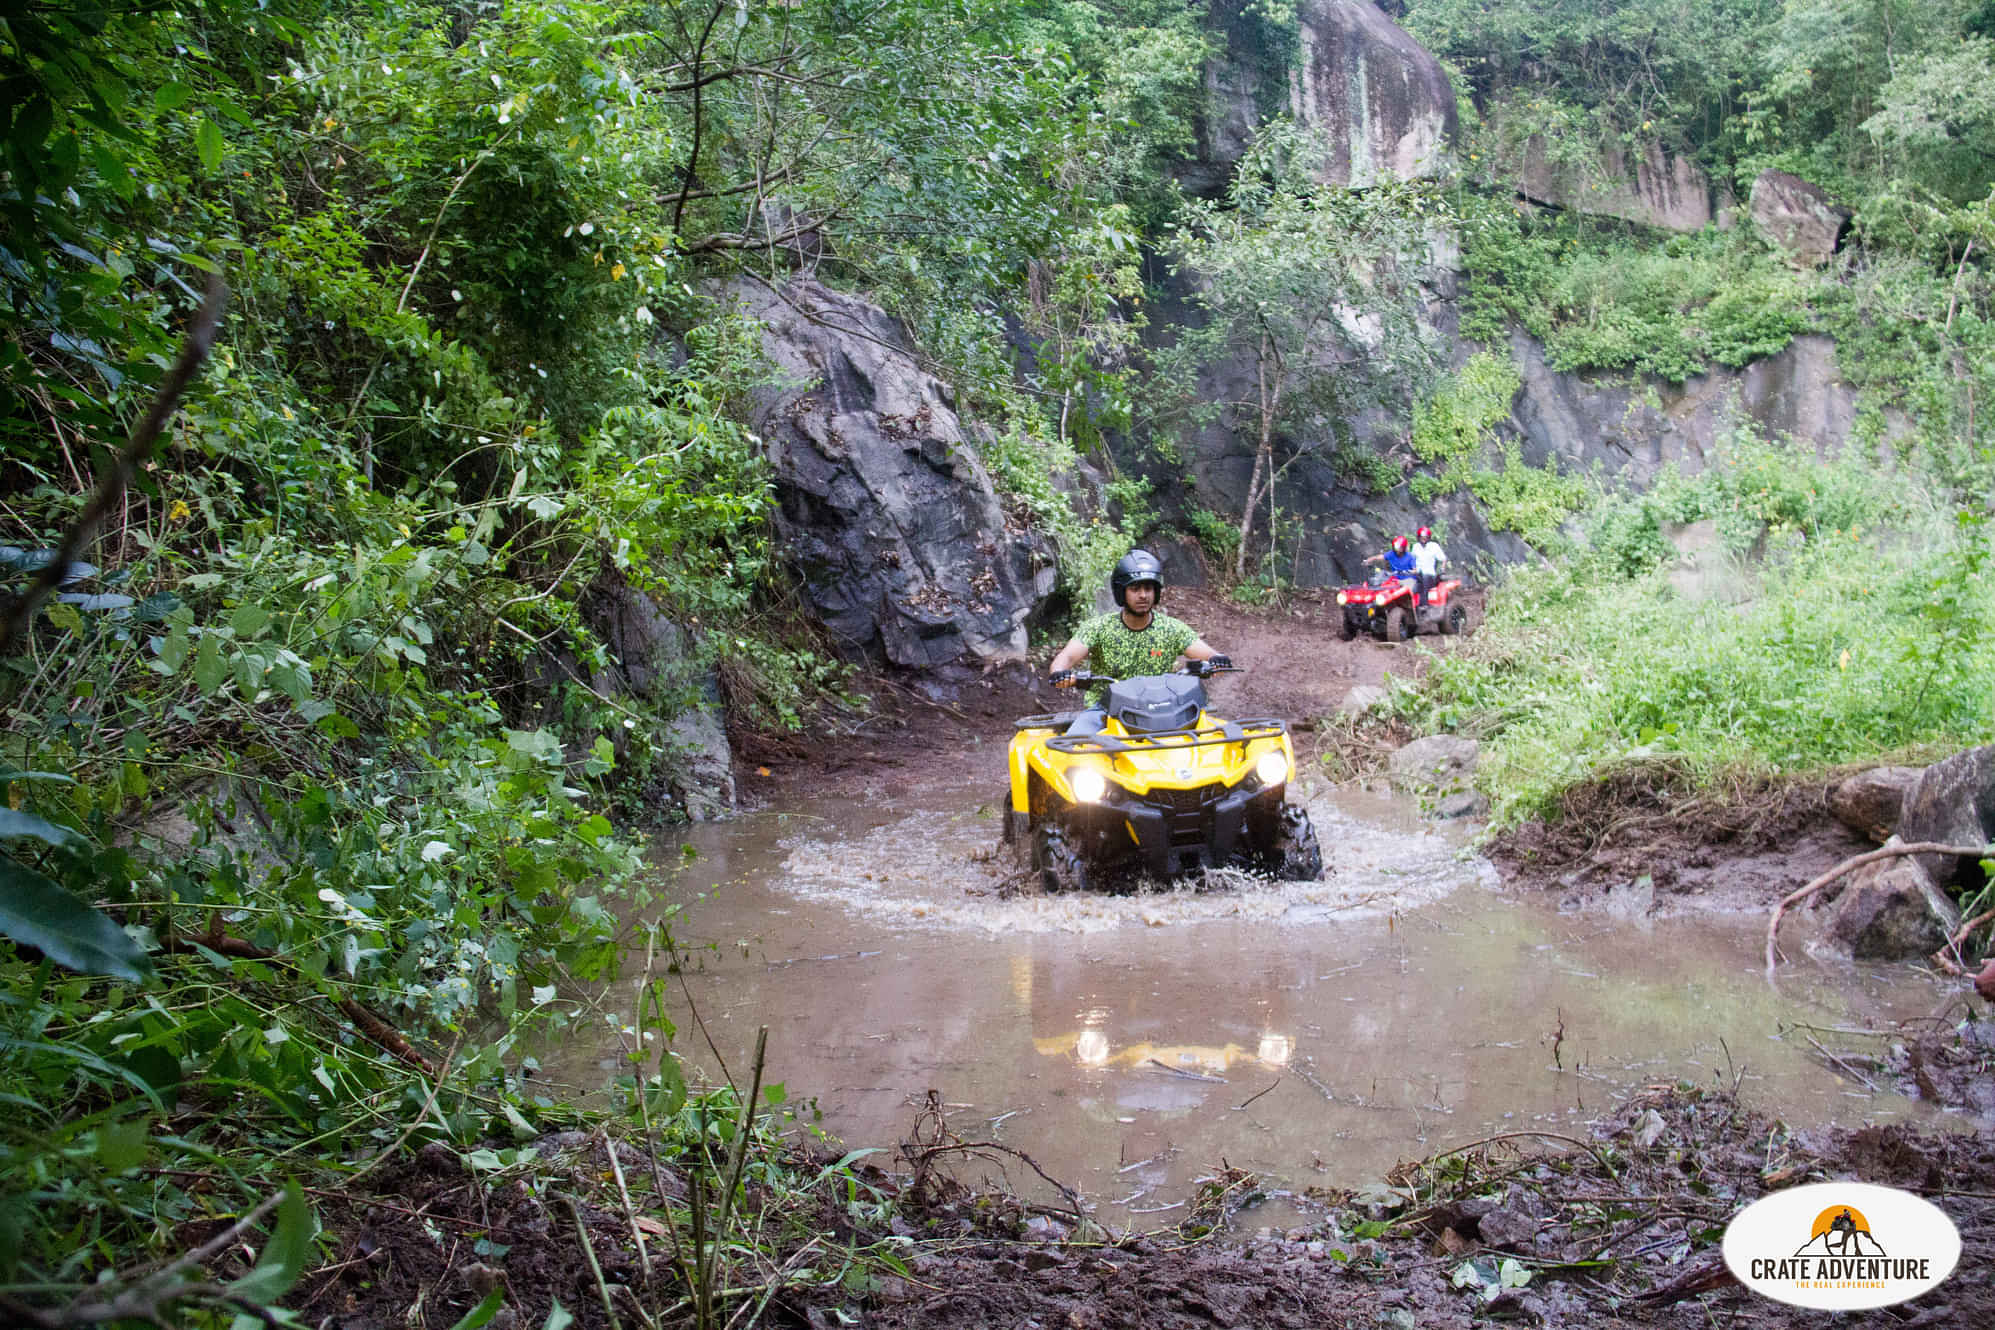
[{"x1": 1398, "y1": 435, "x2": 1995, "y2": 821}]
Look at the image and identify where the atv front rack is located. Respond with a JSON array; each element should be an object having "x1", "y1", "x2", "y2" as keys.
[{"x1": 1041, "y1": 718, "x2": 1288, "y2": 756}]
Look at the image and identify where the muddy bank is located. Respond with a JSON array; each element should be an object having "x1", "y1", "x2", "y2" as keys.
[
  {"x1": 293, "y1": 1084, "x2": 1993, "y2": 1330},
  {"x1": 1481, "y1": 762, "x2": 1876, "y2": 915}
]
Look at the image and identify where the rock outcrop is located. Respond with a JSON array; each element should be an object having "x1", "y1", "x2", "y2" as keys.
[
  {"x1": 1895, "y1": 744, "x2": 1995, "y2": 888},
  {"x1": 725, "y1": 279, "x2": 1055, "y2": 668},
  {"x1": 1290, "y1": 0, "x2": 1457, "y2": 186},
  {"x1": 1829, "y1": 842, "x2": 1961, "y2": 961},
  {"x1": 1823, "y1": 747, "x2": 1995, "y2": 960},
  {"x1": 1512, "y1": 135, "x2": 1712, "y2": 233},
  {"x1": 1188, "y1": 1, "x2": 1455, "y2": 192},
  {"x1": 1828, "y1": 767, "x2": 1923, "y2": 845},
  {"x1": 586, "y1": 582, "x2": 736, "y2": 821},
  {"x1": 1749, "y1": 170, "x2": 1852, "y2": 268},
  {"x1": 1510, "y1": 331, "x2": 1860, "y2": 489}
]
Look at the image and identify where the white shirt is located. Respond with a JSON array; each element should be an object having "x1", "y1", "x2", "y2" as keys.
[{"x1": 1413, "y1": 540, "x2": 1447, "y2": 575}]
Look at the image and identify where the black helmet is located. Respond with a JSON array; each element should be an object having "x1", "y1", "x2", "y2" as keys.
[{"x1": 1110, "y1": 549, "x2": 1165, "y2": 608}]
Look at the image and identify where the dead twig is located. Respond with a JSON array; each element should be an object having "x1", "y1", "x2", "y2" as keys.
[
  {"x1": 1233, "y1": 1077, "x2": 1282, "y2": 1111},
  {"x1": 1765, "y1": 841, "x2": 1991, "y2": 976}
]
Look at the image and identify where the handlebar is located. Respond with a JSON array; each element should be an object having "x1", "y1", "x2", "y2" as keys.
[{"x1": 1051, "y1": 662, "x2": 1240, "y2": 687}]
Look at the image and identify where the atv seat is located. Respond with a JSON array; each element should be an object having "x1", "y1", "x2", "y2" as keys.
[{"x1": 1013, "y1": 711, "x2": 1083, "y2": 731}]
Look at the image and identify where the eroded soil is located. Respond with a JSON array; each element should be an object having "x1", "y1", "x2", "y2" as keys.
[{"x1": 296, "y1": 588, "x2": 1994, "y2": 1329}]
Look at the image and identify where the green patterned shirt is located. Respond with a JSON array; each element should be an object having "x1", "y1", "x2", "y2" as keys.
[{"x1": 1074, "y1": 611, "x2": 1197, "y2": 705}]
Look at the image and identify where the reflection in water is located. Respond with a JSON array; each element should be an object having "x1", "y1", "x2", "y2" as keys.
[{"x1": 535, "y1": 779, "x2": 1959, "y2": 1231}]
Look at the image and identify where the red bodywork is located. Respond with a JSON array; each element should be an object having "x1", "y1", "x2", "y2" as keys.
[{"x1": 1334, "y1": 571, "x2": 1467, "y2": 640}]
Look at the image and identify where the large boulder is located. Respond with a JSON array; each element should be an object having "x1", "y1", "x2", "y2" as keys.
[
  {"x1": 1510, "y1": 331, "x2": 1860, "y2": 489},
  {"x1": 1749, "y1": 170, "x2": 1852, "y2": 268},
  {"x1": 1828, "y1": 844, "x2": 1961, "y2": 961},
  {"x1": 1896, "y1": 744, "x2": 1995, "y2": 888},
  {"x1": 1290, "y1": 0, "x2": 1457, "y2": 187},
  {"x1": 1188, "y1": 1, "x2": 1455, "y2": 192},
  {"x1": 724, "y1": 279, "x2": 1055, "y2": 667},
  {"x1": 1829, "y1": 767, "x2": 1923, "y2": 845},
  {"x1": 1387, "y1": 734, "x2": 1479, "y2": 794},
  {"x1": 1512, "y1": 135, "x2": 1712, "y2": 233}
]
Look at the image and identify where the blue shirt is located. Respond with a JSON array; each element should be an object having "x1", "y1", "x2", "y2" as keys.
[{"x1": 1384, "y1": 550, "x2": 1416, "y2": 575}]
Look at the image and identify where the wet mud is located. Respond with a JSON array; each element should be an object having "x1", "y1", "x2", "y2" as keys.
[{"x1": 304, "y1": 588, "x2": 1994, "y2": 1328}]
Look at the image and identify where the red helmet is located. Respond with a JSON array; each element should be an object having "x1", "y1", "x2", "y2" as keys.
[
  {"x1": 1416, "y1": 526, "x2": 1433, "y2": 541},
  {"x1": 1391, "y1": 535, "x2": 1409, "y2": 553}
]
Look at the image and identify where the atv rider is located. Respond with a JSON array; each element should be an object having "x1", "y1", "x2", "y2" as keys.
[
  {"x1": 1365, "y1": 534, "x2": 1417, "y2": 580},
  {"x1": 1411, "y1": 525, "x2": 1448, "y2": 606},
  {"x1": 1048, "y1": 549, "x2": 1227, "y2": 735}
]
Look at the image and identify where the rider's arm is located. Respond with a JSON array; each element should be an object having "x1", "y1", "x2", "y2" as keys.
[
  {"x1": 1048, "y1": 637, "x2": 1089, "y2": 675},
  {"x1": 1182, "y1": 637, "x2": 1218, "y2": 662}
]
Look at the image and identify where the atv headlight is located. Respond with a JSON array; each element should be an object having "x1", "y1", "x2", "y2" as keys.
[
  {"x1": 1336, "y1": 591, "x2": 1348, "y2": 606},
  {"x1": 1255, "y1": 751, "x2": 1289, "y2": 786},
  {"x1": 1070, "y1": 767, "x2": 1108, "y2": 803}
]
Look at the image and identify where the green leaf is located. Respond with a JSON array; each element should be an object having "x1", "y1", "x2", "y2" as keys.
[
  {"x1": 230, "y1": 602, "x2": 271, "y2": 639},
  {"x1": 0, "y1": 807, "x2": 88, "y2": 849},
  {"x1": 94, "y1": 1115, "x2": 152, "y2": 1173},
  {"x1": 156, "y1": 623, "x2": 190, "y2": 672},
  {"x1": 0, "y1": 856, "x2": 153, "y2": 980},
  {"x1": 195, "y1": 120, "x2": 225, "y2": 173},
  {"x1": 446, "y1": 1288, "x2": 506, "y2": 1330},
  {"x1": 155, "y1": 81, "x2": 195, "y2": 111},
  {"x1": 541, "y1": 1300, "x2": 574, "y2": 1330},
  {"x1": 227, "y1": 1180, "x2": 317, "y2": 1303},
  {"x1": 193, "y1": 633, "x2": 228, "y2": 695}
]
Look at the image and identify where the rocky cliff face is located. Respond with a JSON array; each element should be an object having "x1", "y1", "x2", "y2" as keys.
[
  {"x1": 724, "y1": 278, "x2": 1054, "y2": 668},
  {"x1": 1509, "y1": 332, "x2": 1861, "y2": 486},
  {"x1": 1188, "y1": 0, "x2": 1456, "y2": 192}
]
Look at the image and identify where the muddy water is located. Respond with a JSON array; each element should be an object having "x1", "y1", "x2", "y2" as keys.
[{"x1": 545, "y1": 774, "x2": 1958, "y2": 1230}]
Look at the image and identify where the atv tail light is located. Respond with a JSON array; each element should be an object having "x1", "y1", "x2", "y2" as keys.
[
  {"x1": 1070, "y1": 767, "x2": 1108, "y2": 803},
  {"x1": 1255, "y1": 752, "x2": 1289, "y2": 786}
]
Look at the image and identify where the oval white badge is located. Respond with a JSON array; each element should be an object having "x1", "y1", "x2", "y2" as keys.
[{"x1": 1722, "y1": 1181, "x2": 1961, "y2": 1310}]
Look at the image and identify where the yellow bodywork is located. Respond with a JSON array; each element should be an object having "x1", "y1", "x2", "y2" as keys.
[{"x1": 1007, "y1": 707, "x2": 1294, "y2": 814}]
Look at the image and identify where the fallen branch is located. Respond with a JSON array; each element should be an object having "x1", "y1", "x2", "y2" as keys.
[
  {"x1": 1764, "y1": 841, "x2": 1991, "y2": 976},
  {"x1": 158, "y1": 928, "x2": 435, "y2": 1075}
]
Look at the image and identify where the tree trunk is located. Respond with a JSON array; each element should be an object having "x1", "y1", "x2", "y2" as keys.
[{"x1": 1234, "y1": 329, "x2": 1280, "y2": 580}]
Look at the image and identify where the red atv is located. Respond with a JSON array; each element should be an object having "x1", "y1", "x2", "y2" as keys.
[{"x1": 1335, "y1": 570, "x2": 1468, "y2": 641}]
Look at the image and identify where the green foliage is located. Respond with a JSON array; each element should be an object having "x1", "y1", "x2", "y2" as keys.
[
  {"x1": 1160, "y1": 122, "x2": 1449, "y2": 573},
  {"x1": 1410, "y1": 351, "x2": 1521, "y2": 490},
  {"x1": 1186, "y1": 505, "x2": 1242, "y2": 564},
  {"x1": 1459, "y1": 206, "x2": 1813, "y2": 383},
  {"x1": 1394, "y1": 444, "x2": 1991, "y2": 822},
  {"x1": 986, "y1": 423, "x2": 1131, "y2": 604}
]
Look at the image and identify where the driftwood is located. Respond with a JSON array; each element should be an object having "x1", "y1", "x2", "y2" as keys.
[{"x1": 1765, "y1": 841, "x2": 1991, "y2": 976}]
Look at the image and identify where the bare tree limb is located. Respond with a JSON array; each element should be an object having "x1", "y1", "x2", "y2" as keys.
[{"x1": 1765, "y1": 841, "x2": 1992, "y2": 975}]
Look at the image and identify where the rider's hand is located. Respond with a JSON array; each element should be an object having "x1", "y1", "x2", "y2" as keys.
[
  {"x1": 1049, "y1": 669, "x2": 1077, "y2": 688},
  {"x1": 1207, "y1": 654, "x2": 1233, "y2": 671}
]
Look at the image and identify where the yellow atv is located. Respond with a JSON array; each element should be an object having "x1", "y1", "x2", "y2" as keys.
[{"x1": 1002, "y1": 665, "x2": 1322, "y2": 893}]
